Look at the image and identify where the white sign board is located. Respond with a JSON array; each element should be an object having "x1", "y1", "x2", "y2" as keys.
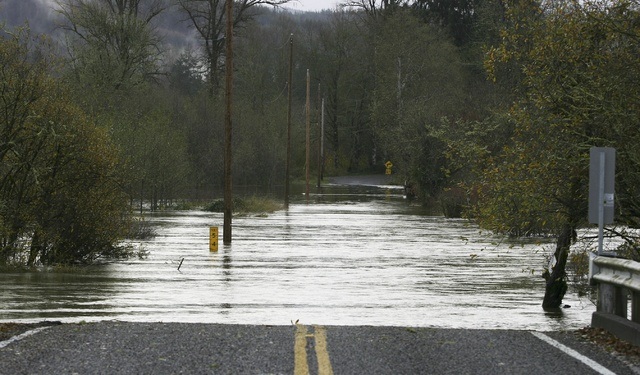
[{"x1": 588, "y1": 147, "x2": 615, "y2": 225}]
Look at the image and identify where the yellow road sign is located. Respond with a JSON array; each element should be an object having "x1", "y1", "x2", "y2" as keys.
[{"x1": 209, "y1": 227, "x2": 219, "y2": 252}]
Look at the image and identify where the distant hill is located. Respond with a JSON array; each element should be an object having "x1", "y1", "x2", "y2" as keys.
[
  {"x1": 0, "y1": 0, "x2": 200, "y2": 60},
  {"x1": 0, "y1": 0, "x2": 330, "y2": 63},
  {"x1": 0, "y1": 0, "x2": 61, "y2": 35}
]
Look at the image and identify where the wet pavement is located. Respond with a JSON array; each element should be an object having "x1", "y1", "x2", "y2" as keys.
[{"x1": 0, "y1": 321, "x2": 637, "y2": 374}]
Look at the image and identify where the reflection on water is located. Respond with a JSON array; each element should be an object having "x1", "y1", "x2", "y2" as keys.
[{"x1": 0, "y1": 184, "x2": 595, "y2": 330}]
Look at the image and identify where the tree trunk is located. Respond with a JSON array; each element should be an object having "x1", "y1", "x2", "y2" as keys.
[
  {"x1": 542, "y1": 223, "x2": 575, "y2": 309},
  {"x1": 28, "y1": 229, "x2": 44, "y2": 267},
  {"x1": 0, "y1": 227, "x2": 21, "y2": 265}
]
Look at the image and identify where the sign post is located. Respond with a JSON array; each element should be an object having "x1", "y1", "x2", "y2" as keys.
[{"x1": 588, "y1": 147, "x2": 615, "y2": 255}]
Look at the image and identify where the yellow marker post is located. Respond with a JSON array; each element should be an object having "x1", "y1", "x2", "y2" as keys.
[
  {"x1": 209, "y1": 227, "x2": 219, "y2": 252},
  {"x1": 385, "y1": 160, "x2": 393, "y2": 175}
]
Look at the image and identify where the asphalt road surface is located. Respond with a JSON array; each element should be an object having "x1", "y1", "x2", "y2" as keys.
[{"x1": 0, "y1": 322, "x2": 637, "y2": 374}]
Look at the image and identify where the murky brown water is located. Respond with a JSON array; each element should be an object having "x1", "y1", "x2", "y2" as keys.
[{"x1": 0, "y1": 184, "x2": 595, "y2": 330}]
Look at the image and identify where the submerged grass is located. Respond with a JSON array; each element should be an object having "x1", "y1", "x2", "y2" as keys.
[
  {"x1": 126, "y1": 217, "x2": 156, "y2": 240},
  {"x1": 204, "y1": 196, "x2": 283, "y2": 216}
]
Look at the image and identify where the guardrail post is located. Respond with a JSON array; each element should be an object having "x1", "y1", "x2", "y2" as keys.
[
  {"x1": 598, "y1": 283, "x2": 627, "y2": 318},
  {"x1": 633, "y1": 291, "x2": 640, "y2": 323}
]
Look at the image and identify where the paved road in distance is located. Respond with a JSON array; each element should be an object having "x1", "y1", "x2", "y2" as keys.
[{"x1": 0, "y1": 322, "x2": 637, "y2": 374}]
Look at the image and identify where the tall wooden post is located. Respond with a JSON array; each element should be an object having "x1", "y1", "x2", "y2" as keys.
[
  {"x1": 320, "y1": 98, "x2": 325, "y2": 183},
  {"x1": 305, "y1": 69, "x2": 310, "y2": 201},
  {"x1": 285, "y1": 34, "x2": 293, "y2": 208},
  {"x1": 316, "y1": 84, "x2": 322, "y2": 188},
  {"x1": 223, "y1": 0, "x2": 233, "y2": 244}
]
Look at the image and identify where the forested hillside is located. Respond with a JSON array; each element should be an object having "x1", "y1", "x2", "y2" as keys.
[
  {"x1": 0, "y1": 0, "x2": 500, "y2": 206},
  {"x1": 3, "y1": 0, "x2": 640, "y2": 310}
]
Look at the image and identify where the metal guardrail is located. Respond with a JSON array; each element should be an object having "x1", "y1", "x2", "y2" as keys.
[
  {"x1": 590, "y1": 255, "x2": 640, "y2": 293},
  {"x1": 589, "y1": 255, "x2": 640, "y2": 344}
]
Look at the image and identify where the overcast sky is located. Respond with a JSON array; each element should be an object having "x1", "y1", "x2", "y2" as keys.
[
  {"x1": 283, "y1": 0, "x2": 345, "y2": 12},
  {"x1": 37, "y1": 0, "x2": 346, "y2": 14}
]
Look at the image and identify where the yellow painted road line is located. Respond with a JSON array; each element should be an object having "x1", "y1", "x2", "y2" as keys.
[
  {"x1": 314, "y1": 326, "x2": 334, "y2": 375},
  {"x1": 294, "y1": 324, "x2": 334, "y2": 375},
  {"x1": 294, "y1": 324, "x2": 310, "y2": 375}
]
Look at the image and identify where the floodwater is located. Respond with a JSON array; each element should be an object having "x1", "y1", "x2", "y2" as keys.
[{"x1": 0, "y1": 182, "x2": 595, "y2": 331}]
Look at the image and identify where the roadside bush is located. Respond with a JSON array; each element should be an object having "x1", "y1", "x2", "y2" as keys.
[{"x1": 0, "y1": 28, "x2": 130, "y2": 266}]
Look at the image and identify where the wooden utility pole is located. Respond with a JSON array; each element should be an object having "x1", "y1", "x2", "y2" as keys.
[
  {"x1": 316, "y1": 84, "x2": 322, "y2": 188},
  {"x1": 285, "y1": 34, "x2": 293, "y2": 208},
  {"x1": 305, "y1": 69, "x2": 310, "y2": 201},
  {"x1": 223, "y1": 0, "x2": 233, "y2": 244},
  {"x1": 318, "y1": 97, "x2": 324, "y2": 187}
]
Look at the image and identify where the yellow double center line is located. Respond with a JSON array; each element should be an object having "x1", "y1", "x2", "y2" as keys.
[{"x1": 294, "y1": 324, "x2": 334, "y2": 375}]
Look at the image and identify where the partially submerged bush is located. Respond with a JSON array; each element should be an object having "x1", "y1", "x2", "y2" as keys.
[
  {"x1": 0, "y1": 29, "x2": 131, "y2": 266},
  {"x1": 204, "y1": 198, "x2": 246, "y2": 213},
  {"x1": 126, "y1": 218, "x2": 156, "y2": 240},
  {"x1": 204, "y1": 196, "x2": 282, "y2": 215}
]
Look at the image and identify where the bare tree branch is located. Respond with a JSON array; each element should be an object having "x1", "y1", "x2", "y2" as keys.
[{"x1": 176, "y1": 0, "x2": 290, "y2": 94}]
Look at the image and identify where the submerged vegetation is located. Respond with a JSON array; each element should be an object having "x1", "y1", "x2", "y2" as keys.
[
  {"x1": 126, "y1": 218, "x2": 157, "y2": 241},
  {"x1": 204, "y1": 196, "x2": 283, "y2": 216}
]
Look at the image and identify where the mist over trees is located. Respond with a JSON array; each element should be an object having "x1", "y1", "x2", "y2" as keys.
[{"x1": 2, "y1": 0, "x2": 640, "y2": 312}]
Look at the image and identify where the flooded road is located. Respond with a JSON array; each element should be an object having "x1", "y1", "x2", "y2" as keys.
[{"x1": 0, "y1": 183, "x2": 595, "y2": 330}]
